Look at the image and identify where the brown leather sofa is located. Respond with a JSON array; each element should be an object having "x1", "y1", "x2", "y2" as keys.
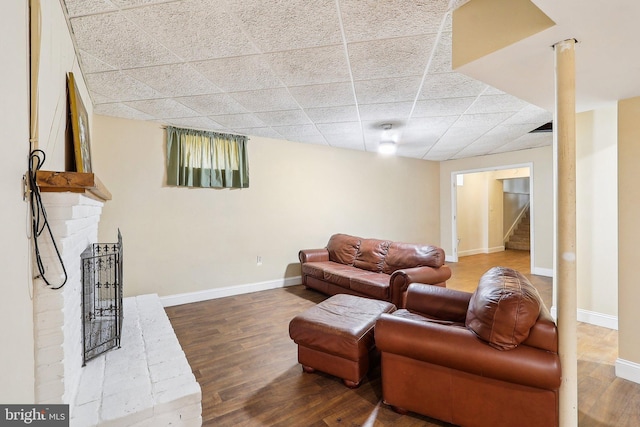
[
  {"x1": 375, "y1": 267, "x2": 561, "y2": 427},
  {"x1": 299, "y1": 233, "x2": 451, "y2": 308}
]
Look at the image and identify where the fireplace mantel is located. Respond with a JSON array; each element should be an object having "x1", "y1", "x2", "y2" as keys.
[{"x1": 36, "y1": 170, "x2": 111, "y2": 201}]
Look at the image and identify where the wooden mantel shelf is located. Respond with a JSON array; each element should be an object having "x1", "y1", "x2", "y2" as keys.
[{"x1": 36, "y1": 170, "x2": 112, "y2": 202}]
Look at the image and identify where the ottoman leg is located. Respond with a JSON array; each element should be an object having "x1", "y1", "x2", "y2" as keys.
[
  {"x1": 302, "y1": 365, "x2": 316, "y2": 374},
  {"x1": 343, "y1": 379, "x2": 360, "y2": 388}
]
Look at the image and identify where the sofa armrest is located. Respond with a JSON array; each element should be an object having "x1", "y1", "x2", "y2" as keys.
[
  {"x1": 299, "y1": 248, "x2": 329, "y2": 263},
  {"x1": 389, "y1": 265, "x2": 452, "y2": 308},
  {"x1": 405, "y1": 284, "x2": 471, "y2": 323},
  {"x1": 375, "y1": 313, "x2": 561, "y2": 390}
]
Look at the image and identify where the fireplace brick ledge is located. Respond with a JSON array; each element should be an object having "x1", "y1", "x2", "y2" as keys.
[{"x1": 71, "y1": 294, "x2": 202, "y2": 427}]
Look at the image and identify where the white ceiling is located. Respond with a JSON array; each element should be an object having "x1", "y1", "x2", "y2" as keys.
[{"x1": 62, "y1": 0, "x2": 601, "y2": 161}]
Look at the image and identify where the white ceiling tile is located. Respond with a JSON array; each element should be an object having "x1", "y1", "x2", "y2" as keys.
[
  {"x1": 412, "y1": 97, "x2": 475, "y2": 117},
  {"x1": 303, "y1": 105, "x2": 359, "y2": 123},
  {"x1": 354, "y1": 76, "x2": 423, "y2": 104},
  {"x1": 78, "y1": 50, "x2": 117, "y2": 74},
  {"x1": 264, "y1": 45, "x2": 351, "y2": 87},
  {"x1": 287, "y1": 134, "x2": 329, "y2": 145},
  {"x1": 405, "y1": 116, "x2": 459, "y2": 132},
  {"x1": 429, "y1": 32, "x2": 452, "y2": 74},
  {"x1": 289, "y1": 83, "x2": 355, "y2": 108},
  {"x1": 85, "y1": 71, "x2": 160, "y2": 101},
  {"x1": 63, "y1": 0, "x2": 117, "y2": 17},
  {"x1": 70, "y1": 12, "x2": 180, "y2": 69},
  {"x1": 191, "y1": 55, "x2": 283, "y2": 92},
  {"x1": 124, "y1": 98, "x2": 199, "y2": 118},
  {"x1": 492, "y1": 132, "x2": 553, "y2": 154},
  {"x1": 272, "y1": 124, "x2": 320, "y2": 138},
  {"x1": 164, "y1": 117, "x2": 225, "y2": 131},
  {"x1": 256, "y1": 110, "x2": 311, "y2": 127},
  {"x1": 502, "y1": 105, "x2": 552, "y2": 125},
  {"x1": 122, "y1": 1, "x2": 259, "y2": 61},
  {"x1": 466, "y1": 94, "x2": 531, "y2": 114},
  {"x1": 124, "y1": 63, "x2": 221, "y2": 97},
  {"x1": 358, "y1": 102, "x2": 413, "y2": 122},
  {"x1": 208, "y1": 114, "x2": 266, "y2": 129},
  {"x1": 452, "y1": 112, "x2": 514, "y2": 132},
  {"x1": 234, "y1": 127, "x2": 283, "y2": 139},
  {"x1": 339, "y1": 0, "x2": 449, "y2": 42},
  {"x1": 317, "y1": 122, "x2": 363, "y2": 136},
  {"x1": 175, "y1": 94, "x2": 248, "y2": 116},
  {"x1": 224, "y1": 0, "x2": 343, "y2": 52},
  {"x1": 348, "y1": 35, "x2": 436, "y2": 81},
  {"x1": 229, "y1": 88, "x2": 301, "y2": 112},
  {"x1": 422, "y1": 72, "x2": 487, "y2": 99},
  {"x1": 93, "y1": 103, "x2": 156, "y2": 121}
]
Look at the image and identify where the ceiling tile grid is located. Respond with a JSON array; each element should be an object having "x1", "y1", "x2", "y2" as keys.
[{"x1": 62, "y1": 0, "x2": 553, "y2": 160}]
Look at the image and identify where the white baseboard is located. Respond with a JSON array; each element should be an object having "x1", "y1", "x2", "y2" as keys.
[
  {"x1": 549, "y1": 306, "x2": 618, "y2": 330},
  {"x1": 616, "y1": 358, "x2": 640, "y2": 385},
  {"x1": 531, "y1": 267, "x2": 553, "y2": 277},
  {"x1": 487, "y1": 245, "x2": 505, "y2": 254},
  {"x1": 445, "y1": 255, "x2": 457, "y2": 263},
  {"x1": 160, "y1": 276, "x2": 302, "y2": 307}
]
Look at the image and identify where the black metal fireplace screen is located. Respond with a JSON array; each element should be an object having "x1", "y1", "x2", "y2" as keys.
[{"x1": 81, "y1": 230, "x2": 123, "y2": 366}]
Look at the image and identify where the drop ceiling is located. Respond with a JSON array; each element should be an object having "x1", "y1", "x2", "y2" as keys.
[{"x1": 61, "y1": 0, "x2": 559, "y2": 161}]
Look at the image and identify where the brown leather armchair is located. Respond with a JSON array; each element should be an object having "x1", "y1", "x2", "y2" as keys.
[{"x1": 375, "y1": 267, "x2": 561, "y2": 427}]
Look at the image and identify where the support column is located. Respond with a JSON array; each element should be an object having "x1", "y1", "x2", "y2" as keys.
[{"x1": 554, "y1": 38, "x2": 578, "y2": 427}]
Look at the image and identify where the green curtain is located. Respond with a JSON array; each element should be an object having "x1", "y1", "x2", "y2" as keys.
[{"x1": 166, "y1": 126, "x2": 249, "y2": 188}]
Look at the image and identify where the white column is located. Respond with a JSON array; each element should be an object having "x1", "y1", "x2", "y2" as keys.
[{"x1": 554, "y1": 38, "x2": 578, "y2": 427}]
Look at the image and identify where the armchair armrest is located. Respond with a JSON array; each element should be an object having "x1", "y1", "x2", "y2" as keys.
[
  {"x1": 299, "y1": 248, "x2": 329, "y2": 263},
  {"x1": 405, "y1": 284, "x2": 471, "y2": 323},
  {"x1": 375, "y1": 313, "x2": 561, "y2": 390},
  {"x1": 389, "y1": 265, "x2": 452, "y2": 308}
]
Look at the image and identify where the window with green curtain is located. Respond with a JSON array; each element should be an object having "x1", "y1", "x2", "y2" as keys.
[{"x1": 166, "y1": 126, "x2": 249, "y2": 188}]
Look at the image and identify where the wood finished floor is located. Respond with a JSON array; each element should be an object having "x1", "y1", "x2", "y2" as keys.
[{"x1": 165, "y1": 250, "x2": 639, "y2": 426}]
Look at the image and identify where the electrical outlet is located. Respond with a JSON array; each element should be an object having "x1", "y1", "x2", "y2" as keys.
[{"x1": 256, "y1": 255, "x2": 262, "y2": 266}]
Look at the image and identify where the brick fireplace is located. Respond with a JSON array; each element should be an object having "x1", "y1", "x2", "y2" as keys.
[{"x1": 32, "y1": 173, "x2": 201, "y2": 426}]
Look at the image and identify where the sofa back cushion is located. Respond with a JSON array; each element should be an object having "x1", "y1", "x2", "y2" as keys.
[
  {"x1": 326, "y1": 234, "x2": 361, "y2": 265},
  {"x1": 466, "y1": 266, "x2": 542, "y2": 350},
  {"x1": 354, "y1": 239, "x2": 390, "y2": 272},
  {"x1": 382, "y1": 243, "x2": 445, "y2": 274}
]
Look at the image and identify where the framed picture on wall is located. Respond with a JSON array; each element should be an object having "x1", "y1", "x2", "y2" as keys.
[{"x1": 67, "y1": 71, "x2": 92, "y2": 173}]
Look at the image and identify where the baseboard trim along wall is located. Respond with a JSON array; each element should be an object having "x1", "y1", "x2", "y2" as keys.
[
  {"x1": 160, "y1": 276, "x2": 302, "y2": 307},
  {"x1": 531, "y1": 267, "x2": 553, "y2": 277},
  {"x1": 550, "y1": 306, "x2": 618, "y2": 330},
  {"x1": 615, "y1": 358, "x2": 640, "y2": 385}
]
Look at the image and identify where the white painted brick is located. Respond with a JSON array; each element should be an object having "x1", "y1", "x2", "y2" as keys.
[
  {"x1": 100, "y1": 389, "x2": 154, "y2": 425},
  {"x1": 149, "y1": 358, "x2": 192, "y2": 383},
  {"x1": 75, "y1": 356, "x2": 105, "y2": 406},
  {"x1": 36, "y1": 377, "x2": 65, "y2": 403},
  {"x1": 154, "y1": 380, "x2": 201, "y2": 407},
  {"x1": 35, "y1": 361, "x2": 64, "y2": 385},
  {"x1": 70, "y1": 399, "x2": 100, "y2": 427},
  {"x1": 153, "y1": 402, "x2": 201, "y2": 420}
]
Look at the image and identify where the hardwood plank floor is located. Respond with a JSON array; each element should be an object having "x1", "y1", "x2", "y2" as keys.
[{"x1": 165, "y1": 250, "x2": 639, "y2": 426}]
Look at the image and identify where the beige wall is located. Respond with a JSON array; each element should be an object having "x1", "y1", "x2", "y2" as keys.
[
  {"x1": 618, "y1": 97, "x2": 640, "y2": 366},
  {"x1": 576, "y1": 107, "x2": 618, "y2": 318},
  {"x1": 1, "y1": 0, "x2": 33, "y2": 403},
  {"x1": 441, "y1": 146, "x2": 554, "y2": 274},
  {"x1": 91, "y1": 115, "x2": 441, "y2": 298}
]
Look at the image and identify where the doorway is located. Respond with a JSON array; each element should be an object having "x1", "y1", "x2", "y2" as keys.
[{"x1": 451, "y1": 163, "x2": 534, "y2": 273}]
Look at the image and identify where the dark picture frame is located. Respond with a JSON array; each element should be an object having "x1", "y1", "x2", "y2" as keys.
[{"x1": 67, "y1": 72, "x2": 92, "y2": 173}]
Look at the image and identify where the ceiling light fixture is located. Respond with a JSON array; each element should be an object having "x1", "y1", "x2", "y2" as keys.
[{"x1": 378, "y1": 123, "x2": 397, "y2": 155}]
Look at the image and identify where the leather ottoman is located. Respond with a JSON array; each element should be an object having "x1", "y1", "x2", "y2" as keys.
[{"x1": 289, "y1": 294, "x2": 396, "y2": 387}]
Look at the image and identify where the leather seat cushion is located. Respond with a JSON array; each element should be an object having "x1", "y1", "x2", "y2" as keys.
[
  {"x1": 349, "y1": 272, "x2": 390, "y2": 301},
  {"x1": 466, "y1": 266, "x2": 542, "y2": 350},
  {"x1": 289, "y1": 294, "x2": 396, "y2": 360}
]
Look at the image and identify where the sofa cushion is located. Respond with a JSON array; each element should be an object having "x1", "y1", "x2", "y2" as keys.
[
  {"x1": 322, "y1": 264, "x2": 364, "y2": 289},
  {"x1": 465, "y1": 266, "x2": 542, "y2": 350},
  {"x1": 301, "y1": 261, "x2": 336, "y2": 280},
  {"x1": 326, "y1": 234, "x2": 361, "y2": 265},
  {"x1": 350, "y1": 272, "x2": 390, "y2": 301},
  {"x1": 354, "y1": 239, "x2": 390, "y2": 273},
  {"x1": 382, "y1": 242, "x2": 445, "y2": 274}
]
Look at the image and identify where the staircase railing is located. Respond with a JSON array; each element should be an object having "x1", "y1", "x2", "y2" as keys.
[{"x1": 503, "y1": 202, "x2": 530, "y2": 243}]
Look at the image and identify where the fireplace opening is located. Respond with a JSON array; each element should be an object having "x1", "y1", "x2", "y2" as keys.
[{"x1": 81, "y1": 230, "x2": 123, "y2": 366}]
